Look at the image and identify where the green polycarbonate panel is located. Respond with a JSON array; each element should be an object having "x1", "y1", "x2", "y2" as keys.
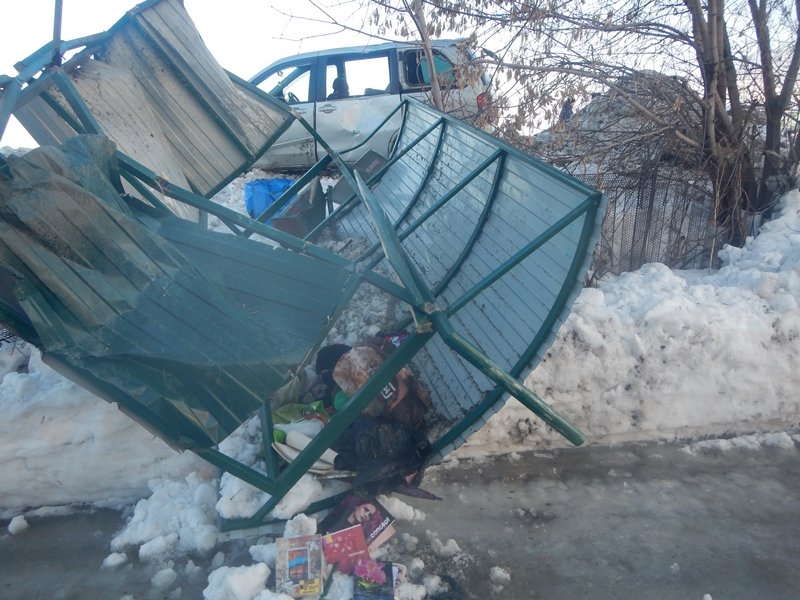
[
  {"x1": 316, "y1": 99, "x2": 605, "y2": 460},
  {"x1": 0, "y1": 136, "x2": 353, "y2": 449}
]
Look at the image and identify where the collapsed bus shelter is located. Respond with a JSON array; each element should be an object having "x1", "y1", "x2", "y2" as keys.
[{"x1": 0, "y1": 0, "x2": 605, "y2": 529}]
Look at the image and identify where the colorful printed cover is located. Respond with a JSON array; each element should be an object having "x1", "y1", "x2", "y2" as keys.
[{"x1": 275, "y1": 534, "x2": 323, "y2": 599}]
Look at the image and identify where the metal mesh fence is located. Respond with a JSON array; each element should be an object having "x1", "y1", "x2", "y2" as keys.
[{"x1": 571, "y1": 162, "x2": 738, "y2": 283}]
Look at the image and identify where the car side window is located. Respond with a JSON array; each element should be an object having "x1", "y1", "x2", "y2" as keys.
[
  {"x1": 256, "y1": 64, "x2": 312, "y2": 104},
  {"x1": 324, "y1": 55, "x2": 391, "y2": 100},
  {"x1": 402, "y1": 50, "x2": 457, "y2": 89}
]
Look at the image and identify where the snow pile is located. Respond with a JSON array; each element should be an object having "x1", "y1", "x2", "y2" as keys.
[
  {"x1": 214, "y1": 416, "x2": 350, "y2": 521},
  {"x1": 0, "y1": 145, "x2": 32, "y2": 157},
  {"x1": 109, "y1": 471, "x2": 220, "y2": 556},
  {"x1": 7, "y1": 515, "x2": 28, "y2": 535},
  {"x1": 460, "y1": 189, "x2": 800, "y2": 455},
  {"x1": 203, "y1": 563, "x2": 272, "y2": 600},
  {"x1": 0, "y1": 346, "x2": 205, "y2": 518},
  {"x1": 682, "y1": 431, "x2": 799, "y2": 454},
  {"x1": 489, "y1": 565, "x2": 511, "y2": 593}
]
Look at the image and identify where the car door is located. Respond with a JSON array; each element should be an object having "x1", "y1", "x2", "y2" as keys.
[
  {"x1": 251, "y1": 59, "x2": 318, "y2": 170},
  {"x1": 398, "y1": 46, "x2": 484, "y2": 121},
  {"x1": 313, "y1": 52, "x2": 402, "y2": 163}
]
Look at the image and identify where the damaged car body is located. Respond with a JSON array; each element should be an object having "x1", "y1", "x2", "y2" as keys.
[
  {"x1": 249, "y1": 38, "x2": 493, "y2": 170},
  {"x1": 0, "y1": 0, "x2": 605, "y2": 528}
]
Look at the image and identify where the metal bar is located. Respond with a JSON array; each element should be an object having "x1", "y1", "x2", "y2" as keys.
[
  {"x1": 50, "y1": 68, "x2": 103, "y2": 134},
  {"x1": 337, "y1": 101, "x2": 406, "y2": 156},
  {"x1": 355, "y1": 173, "x2": 432, "y2": 307},
  {"x1": 445, "y1": 195, "x2": 601, "y2": 317},
  {"x1": 117, "y1": 190, "x2": 173, "y2": 219},
  {"x1": 13, "y1": 42, "x2": 57, "y2": 78},
  {"x1": 306, "y1": 117, "x2": 446, "y2": 238},
  {"x1": 429, "y1": 312, "x2": 585, "y2": 446},
  {"x1": 5, "y1": 68, "x2": 59, "y2": 114},
  {"x1": 248, "y1": 154, "x2": 333, "y2": 227},
  {"x1": 40, "y1": 90, "x2": 84, "y2": 134},
  {"x1": 432, "y1": 150, "x2": 507, "y2": 297},
  {"x1": 52, "y1": 1, "x2": 64, "y2": 66},
  {"x1": 390, "y1": 99, "x2": 410, "y2": 159},
  {"x1": 433, "y1": 192, "x2": 604, "y2": 452},
  {"x1": 363, "y1": 148, "x2": 505, "y2": 271},
  {"x1": 216, "y1": 216, "x2": 245, "y2": 236},
  {"x1": 355, "y1": 119, "x2": 448, "y2": 264},
  {"x1": 12, "y1": 32, "x2": 111, "y2": 81},
  {"x1": 205, "y1": 112, "x2": 296, "y2": 201},
  {"x1": 396, "y1": 119, "x2": 448, "y2": 226},
  {"x1": 260, "y1": 403, "x2": 280, "y2": 479},
  {"x1": 119, "y1": 170, "x2": 173, "y2": 214}
]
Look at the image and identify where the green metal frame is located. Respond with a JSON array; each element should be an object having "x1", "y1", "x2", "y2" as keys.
[
  {"x1": 107, "y1": 136, "x2": 592, "y2": 529},
  {"x1": 1, "y1": 1, "x2": 603, "y2": 532}
]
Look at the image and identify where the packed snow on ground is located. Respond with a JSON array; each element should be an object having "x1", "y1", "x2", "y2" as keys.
[{"x1": 1, "y1": 180, "x2": 798, "y2": 598}]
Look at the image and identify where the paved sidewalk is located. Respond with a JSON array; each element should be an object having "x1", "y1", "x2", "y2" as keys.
[
  {"x1": 403, "y1": 441, "x2": 800, "y2": 599},
  {"x1": 1, "y1": 440, "x2": 798, "y2": 599}
]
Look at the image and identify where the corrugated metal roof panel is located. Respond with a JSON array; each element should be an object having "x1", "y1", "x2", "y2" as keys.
[{"x1": 13, "y1": 0, "x2": 293, "y2": 218}]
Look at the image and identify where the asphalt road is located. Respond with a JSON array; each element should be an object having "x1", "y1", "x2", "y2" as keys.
[{"x1": 1, "y1": 439, "x2": 798, "y2": 599}]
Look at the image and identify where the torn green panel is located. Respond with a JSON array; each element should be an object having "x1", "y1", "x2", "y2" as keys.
[{"x1": 0, "y1": 136, "x2": 355, "y2": 448}]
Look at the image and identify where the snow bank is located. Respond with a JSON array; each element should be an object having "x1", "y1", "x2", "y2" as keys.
[{"x1": 459, "y1": 190, "x2": 800, "y2": 454}]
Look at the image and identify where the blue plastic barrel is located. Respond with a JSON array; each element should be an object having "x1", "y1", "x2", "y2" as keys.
[{"x1": 244, "y1": 178, "x2": 295, "y2": 219}]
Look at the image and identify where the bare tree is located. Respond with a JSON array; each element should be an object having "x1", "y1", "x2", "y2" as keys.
[
  {"x1": 422, "y1": 0, "x2": 800, "y2": 244},
  {"x1": 406, "y1": 0, "x2": 445, "y2": 110},
  {"x1": 302, "y1": 0, "x2": 445, "y2": 109},
  {"x1": 328, "y1": 0, "x2": 795, "y2": 245}
]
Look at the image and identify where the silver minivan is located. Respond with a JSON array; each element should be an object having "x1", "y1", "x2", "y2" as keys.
[{"x1": 249, "y1": 39, "x2": 491, "y2": 170}]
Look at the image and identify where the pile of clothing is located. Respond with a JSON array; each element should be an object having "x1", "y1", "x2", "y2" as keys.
[{"x1": 271, "y1": 336, "x2": 433, "y2": 496}]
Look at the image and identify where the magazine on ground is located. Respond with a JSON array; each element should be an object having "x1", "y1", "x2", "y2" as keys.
[
  {"x1": 321, "y1": 523, "x2": 370, "y2": 574},
  {"x1": 275, "y1": 534, "x2": 324, "y2": 599},
  {"x1": 352, "y1": 561, "x2": 406, "y2": 600},
  {"x1": 319, "y1": 493, "x2": 396, "y2": 551}
]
